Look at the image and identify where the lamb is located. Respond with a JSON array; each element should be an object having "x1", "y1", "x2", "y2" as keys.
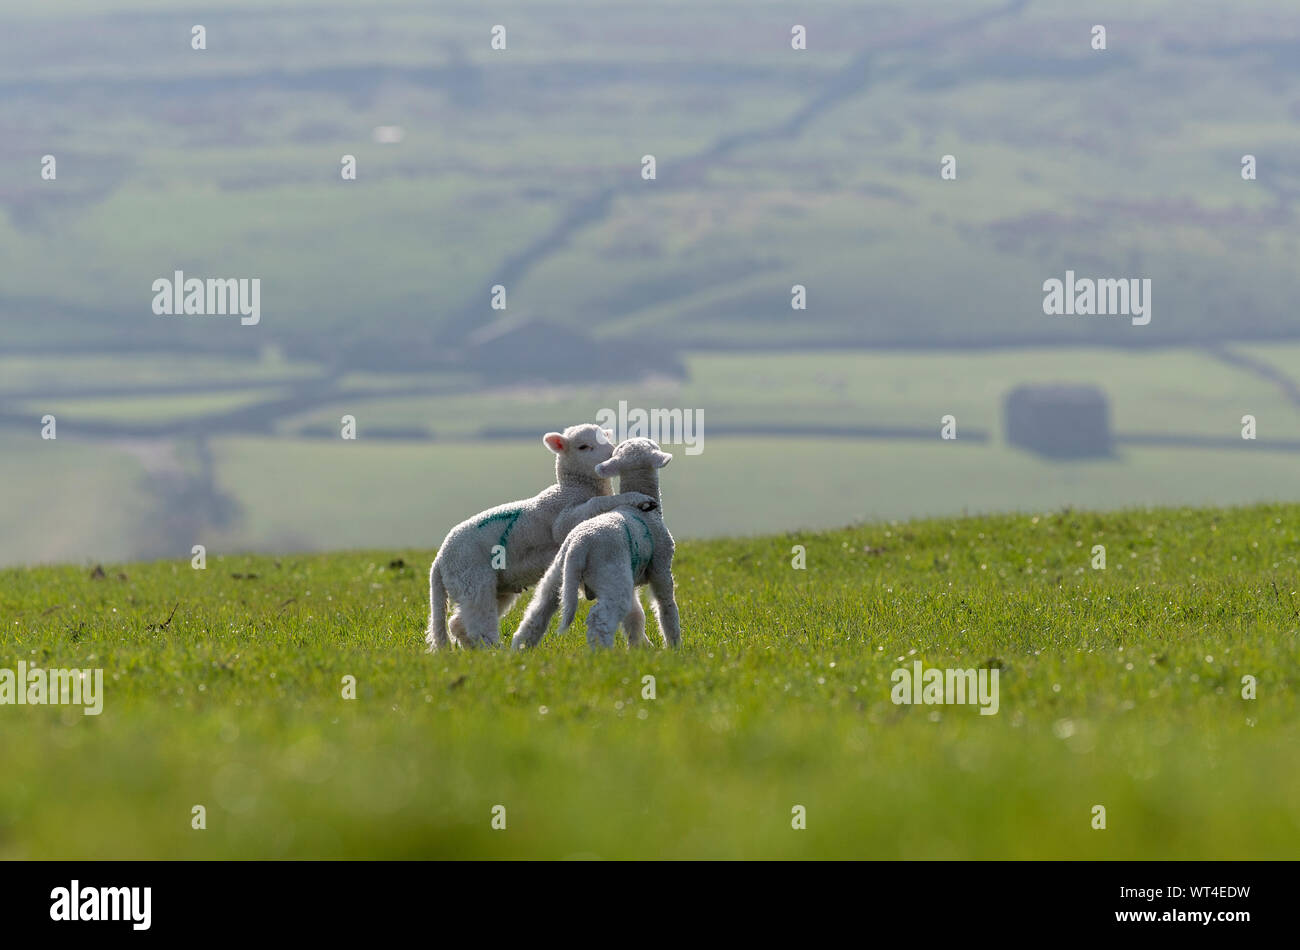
[
  {"x1": 425, "y1": 423, "x2": 654, "y2": 650},
  {"x1": 511, "y1": 438, "x2": 680, "y2": 651}
]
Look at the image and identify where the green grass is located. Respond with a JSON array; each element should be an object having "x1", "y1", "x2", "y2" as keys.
[{"x1": 0, "y1": 502, "x2": 1296, "y2": 858}]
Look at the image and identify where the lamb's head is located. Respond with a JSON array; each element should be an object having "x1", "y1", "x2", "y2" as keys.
[
  {"x1": 594, "y1": 437, "x2": 672, "y2": 478},
  {"x1": 544, "y1": 423, "x2": 617, "y2": 482}
]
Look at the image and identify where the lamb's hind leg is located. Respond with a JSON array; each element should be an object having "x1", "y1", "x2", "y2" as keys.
[
  {"x1": 472, "y1": 590, "x2": 517, "y2": 647},
  {"x1": 587, "y1": 590, "x2": 631, "y2": 650},
  {"x1": 458, "y1": 583, "x2": 503, "y2": 648},
  {"x1": 623, "y1": 593, "x2": 651, "y2": 648},
  {"x1": 447, "y1": 610, "x2": 471, "y2": 648},
  {"x1": 648, "y1": 567, "x2": 681, "y2": 648}
]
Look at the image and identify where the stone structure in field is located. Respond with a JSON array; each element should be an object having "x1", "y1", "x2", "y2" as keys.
[{"x1": 1004, "y1": 384, "x2": 1113, "y2": 458}]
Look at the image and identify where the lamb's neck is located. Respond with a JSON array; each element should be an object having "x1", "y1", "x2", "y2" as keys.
[
  {"x1": 559, "y1": 467, "x2": 612, "y2": 496},
  {"x1": 617, "y1": 468, "x2": 661, "y2": 505}
]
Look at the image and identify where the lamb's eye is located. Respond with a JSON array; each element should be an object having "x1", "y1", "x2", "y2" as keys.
[{"x1": 578, "y1": 444, "x2": 590, "y2": 451}]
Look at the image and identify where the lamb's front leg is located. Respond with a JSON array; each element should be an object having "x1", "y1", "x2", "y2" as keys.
[
  {"x1": 551, "y1": 493, "x2": 657, "y2": 542},
  {"x1": 648, "y1": 565, "x2": 681, "y2": 648}
]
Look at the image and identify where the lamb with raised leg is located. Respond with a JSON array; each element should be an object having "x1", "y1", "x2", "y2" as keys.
[
  {"x1": 425, "y1": 424, "x2": 653, "y2": 650},
  {"x1": 512, "y1": 437, "x2": 680, "y2": 650}
]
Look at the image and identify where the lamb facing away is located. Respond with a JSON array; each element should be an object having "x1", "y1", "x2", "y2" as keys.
[
  {"x1": 425, "y1": 424, "x2": 654, "y2": 650},
  {"x1": 512, "y1": 438, "x2": 680, "y2": 650}
]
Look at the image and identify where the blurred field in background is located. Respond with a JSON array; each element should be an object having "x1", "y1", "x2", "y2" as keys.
[
  {"x1": 3, "y1": 1, "x2": 1300, "y2": 565},
  {"x1": 3, "y1": 345, "x2": 1299, "y2": 565}
]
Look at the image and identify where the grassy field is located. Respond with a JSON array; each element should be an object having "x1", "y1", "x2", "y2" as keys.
[{"x1": 0, "y1": 502, "x2": 1296, "y2": 858}]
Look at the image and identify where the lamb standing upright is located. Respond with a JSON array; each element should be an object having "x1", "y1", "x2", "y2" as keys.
[
  {"x1": 425, "y1": 424, "x2": 654, "y2": 650},
  {"x1": 512, "y1": 438, "x2": 680, "y2": 650}
]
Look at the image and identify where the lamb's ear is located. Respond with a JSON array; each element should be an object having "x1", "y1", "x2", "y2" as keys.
[
  {"x1": 543, "y1": 432, "x2": 567, "y2": 453},
  {"x1": 599, "y1": 428, "x2": 615, "y2": 445},
  {"x1": 594, "y1": 458, "x2": 619, "y2": 477},
  {"x1": 652, "y1": 450, "x2": 673, "y2": 468}
]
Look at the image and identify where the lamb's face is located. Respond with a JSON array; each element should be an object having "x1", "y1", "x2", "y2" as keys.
[
  {"x1": 543, "y1": 423, "x2": 616, "y2": 475},
  {"x1": 594, "y1": 437, "x2": 672, "y2": 477}
]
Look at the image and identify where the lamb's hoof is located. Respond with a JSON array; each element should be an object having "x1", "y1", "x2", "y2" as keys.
[{"x1": 636, "y1": 501, "x2": 658, "y2": 512}]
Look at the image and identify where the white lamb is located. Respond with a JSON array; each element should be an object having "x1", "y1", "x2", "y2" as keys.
[
  {"x1": 425, "y1": 423, "x2": 654, "y2": 650},
  {"x1": 512, "y1": 438, "x2": 680, "y2": 650}
]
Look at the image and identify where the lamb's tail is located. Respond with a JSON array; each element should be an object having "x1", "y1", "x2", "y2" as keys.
[
  {"x1": 425, "y1": 559, "x2": 449, "y2": 651},
  {"x1": 558, "y1": 542, "x2": 588, "y2": 633}
]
